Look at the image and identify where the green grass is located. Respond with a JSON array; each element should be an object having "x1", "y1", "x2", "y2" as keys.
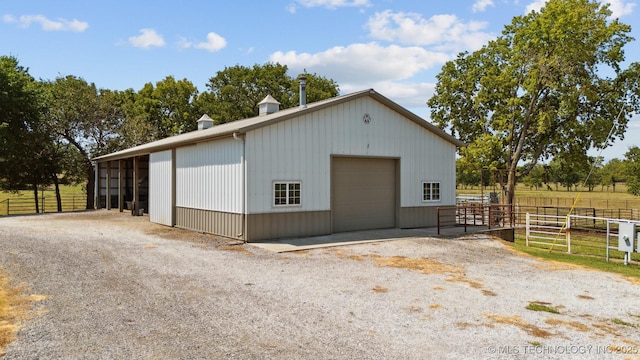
[
  {"x1": 526, "y1": 302, "x2": 560, "y2": 314},
  {"x1": 611, "y1": 318, "x2": 636, "y2": 327},
  {"x1": 1, "y1": 185, "x2": 86, "y2": 216},
  {"x1": 0, "y1": 184, "x2": 85, "y2": 202},
  {"x1": 510, "y1": 233, "x2": 640, "y2": 281}
]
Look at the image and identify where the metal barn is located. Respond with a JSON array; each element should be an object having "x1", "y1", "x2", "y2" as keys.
[{"x1": 93, "y1": 88, "x2": 465, "y2": 242}]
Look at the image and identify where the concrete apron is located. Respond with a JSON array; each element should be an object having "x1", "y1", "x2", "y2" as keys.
[{"x1": 248, "y1": 226, "x2": 489, "y2": 253}]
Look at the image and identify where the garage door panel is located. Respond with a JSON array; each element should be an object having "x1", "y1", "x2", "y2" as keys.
[{"x1": 332, "y1": 157, "x2": 396, "y2": 232}]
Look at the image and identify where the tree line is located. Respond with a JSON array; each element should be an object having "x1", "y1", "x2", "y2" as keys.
[
  {"x1": 458, "y1": 148, "x2": 640, "y2": 196},
  {"x1": 0, "y1": 59, "x2": 339, "y2": 211}
]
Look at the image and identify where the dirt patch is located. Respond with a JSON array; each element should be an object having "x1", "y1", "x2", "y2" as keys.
[
  {"x1": 0, "y1": 273, "x2": 46, "y2": 355},
  {"x1": 578, "y1": 294, "x2": 595, "y2": 300},
  {"x1": 220, "y1": 245, "x2": 253, "y2": 255},
  {"x1": 545, "y1": 318, "x2": 590, "y2": 332},
  {"x1": 369, "y1": 255, "x2": 499, "y2": 296},
  {"x1": 371, "y1": 285, "x2": 388, "y2": 293},
  {"x1": 372, "y1": 255, "x2": 461, "y2": 275},
  {"x1": 485, "y1": 314, "x2": 555, "y2": 338},
  {"x1": 328, "y1": 248, "x2": 367, "y2": 261}
]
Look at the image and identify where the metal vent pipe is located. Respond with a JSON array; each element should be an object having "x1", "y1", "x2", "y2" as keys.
[{"x1": 298, "y1": 76, "x2": 307, "y2": 108}]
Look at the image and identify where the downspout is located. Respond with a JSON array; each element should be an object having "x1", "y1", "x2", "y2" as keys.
[{"x1": 233, "y1": 132, "x2": 247, "y2": 242}]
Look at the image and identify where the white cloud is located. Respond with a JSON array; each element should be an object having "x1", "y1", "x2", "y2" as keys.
[
  {"x1": 270, "y1": 42, "x2": 449, "y2": 86},
  {"x1": 128, "y1": 28, "x2": 165, "y2": 49},
  {"x1": 194, "y1": 32, "x2": 227, "y2": 52},
  {"x1": 3, "y1": 14, "x2": 88, "y2": 32},
  {"x1": 606, "y1": 0, "x2": 636, "y2": 17},
  {"x1": 366, "y1": 10, "x2": 494, "y2": 52},
  {"x1": 524, "y1": 0, "x2": 547, "y2": 14},
  {"x1": 472, "y1": 0, "x2": 495, "y2": 12},
  {"x1": 176, "y1": 37, "x2": 193, "y2": 50},
  {"x1": 295, "y1": 0, "x2": 370, "y2": 8},
  {"x1": 287, "y1": 0, "x2": 370, "y2": 13}
]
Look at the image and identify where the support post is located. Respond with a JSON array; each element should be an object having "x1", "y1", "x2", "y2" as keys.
[
  {"x1": 133, "y1": 157, "x2": 140, "y2": 215},
  {"x1": 106, "y1": 161, "x2": 112, "y2": 210},
  {"x1": 118, "y1": 159, "x2": 124, "y2": 212}
]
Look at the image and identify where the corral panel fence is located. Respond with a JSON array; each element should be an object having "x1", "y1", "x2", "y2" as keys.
[
  {"x1": 516, "y1": 196, "x2": 640, "y2": 210},
  {"x1": 457, "y1": 195, "x2": 640, "y2": 225},
  {"x1": 525, "y1": 213, "x2": 640, "y2": 263},
  {"x1": 0, "y1": 195, "x2": 87, "y2": 216},
  {"x1": 438, "y1": 204, "x2": 515, "y2": 234}
]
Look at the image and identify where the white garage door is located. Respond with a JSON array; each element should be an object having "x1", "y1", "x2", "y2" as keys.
[{"x1": 332, "y1": 157, "x2": 396, "y2": 232}]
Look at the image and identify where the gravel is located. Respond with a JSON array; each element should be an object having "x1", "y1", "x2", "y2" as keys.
[{"x1": 0, "y1": 211, "x2": 639, "y2": 359}]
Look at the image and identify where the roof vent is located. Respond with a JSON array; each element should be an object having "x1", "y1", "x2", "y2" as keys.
[
  {"x1": 258, "y1": 94, "x2": 280, "y2": 116},
  {"x1": 197, "y1": 114, "x2": 214, "y2": 130},
  {"x1": 298, "y1": 75, "x2": 307, "y2": 109}
]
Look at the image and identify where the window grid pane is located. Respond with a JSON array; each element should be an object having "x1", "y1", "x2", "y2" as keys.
[
  {"x1": 274, "y1": 183, "x2": 287, "y2": 205},
  {"x1": 423, "y1": 182, "x2": 440, "y2": 201},
  {"x1": 423, "y1": 182, "x2": 431, "y2": 201},
  {"x1": 274, "y1": 182, "x2": 301, "y2": 206},
  {"x1": 289, "y1": 183, "x2": 301, "y2": 205}
]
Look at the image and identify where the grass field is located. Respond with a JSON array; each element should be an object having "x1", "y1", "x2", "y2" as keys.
[
  {"x1": 0, "y1": 184, "x2": 85, "y2": 201},
  {"x1": 510, "y1": 231, "x2": 640, "y2": 280},
  {"x1": 0, "y1": 185, "x2": 86, "y2": 216},
  {"x1": 458, "y1": 183, "x2": 640, "y2": 209}
]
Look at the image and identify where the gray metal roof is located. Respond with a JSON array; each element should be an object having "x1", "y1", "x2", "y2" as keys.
[{"x1": 93, "y1": 89, "x2": 465, "y2": 162}]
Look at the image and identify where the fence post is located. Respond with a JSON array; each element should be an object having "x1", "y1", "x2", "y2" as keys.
[
  {"x1": 605, "y1": 220, "x2": 610, "y2": 262},
  {"x1": 464, "y1": 206, "x2": 468, "y2": 233},
  {"x1": 5, "y1": 198, "x2": 8, "y2": 216},
  {"x1": 566, "y1": 215, "x2": 571, "y2": 254},
  {"x1": 525, "y1": 213, "x2": 530, "y2": 246},
  {"x1": 42, "y1": 197, "x2": 45, "y2": 214}
]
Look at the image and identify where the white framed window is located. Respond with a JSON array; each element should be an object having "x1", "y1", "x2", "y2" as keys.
[
  {"x1": 273, "y1": 181, "x2": 301, "y2": 206},
  {"x1": 422, "y1": 182, "x2": 441, "y2": 202}
]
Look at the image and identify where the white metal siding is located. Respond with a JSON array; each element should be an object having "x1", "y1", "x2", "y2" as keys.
[
  {"x1": 175, "y1": 137, "x2": 243, "y2": 213},
  {"x1": 245, "y1": 97, "x2": 457, "y2": 214},
  {"x1": 149, "y1": 150, "x2": 173, "y2": 226}
]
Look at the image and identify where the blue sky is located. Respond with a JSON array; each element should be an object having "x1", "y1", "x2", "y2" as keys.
[{"x1": 2, "y1": 0, "x2": 638, "y2": 161}]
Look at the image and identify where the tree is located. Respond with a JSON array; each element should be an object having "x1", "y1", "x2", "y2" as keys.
[
  {"x1": 0, "y1": 56, "x2": 53, "y2": 212},
  {"x1": 115, "y1": 76, "x2": 199, "y2": 148},
  {"x1": 116, "y1": 87, "x2": 157, "y2": 148},
  {"x1": 456, "y1": 158, "x2": 480, "y2": 189},
  {"x1": 624, "y1": 146, "x2": 640, "y2": 196},
  {"x1": 44, "y1": 76, "x2": 121, "y2": 209},
  {"x1": 583, "y1": 156, "x2": 604, "y2": 192},
  {"x1": 428, "y1": 0, "x2": 640, "y2": 206},
  {"x1": 521, "y1": 164, "x2": 545, "y2": 190},
  {"x1": 601, "y1": 157, "x2": 627, "y2": 191},
  {"x1": 196, "y1": 63, "x2": 339, "y2": 124}
]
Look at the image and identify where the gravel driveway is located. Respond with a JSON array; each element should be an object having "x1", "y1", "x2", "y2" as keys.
[{"x1": 0, "y1": 211, "x2": 639, "y2": 359}]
